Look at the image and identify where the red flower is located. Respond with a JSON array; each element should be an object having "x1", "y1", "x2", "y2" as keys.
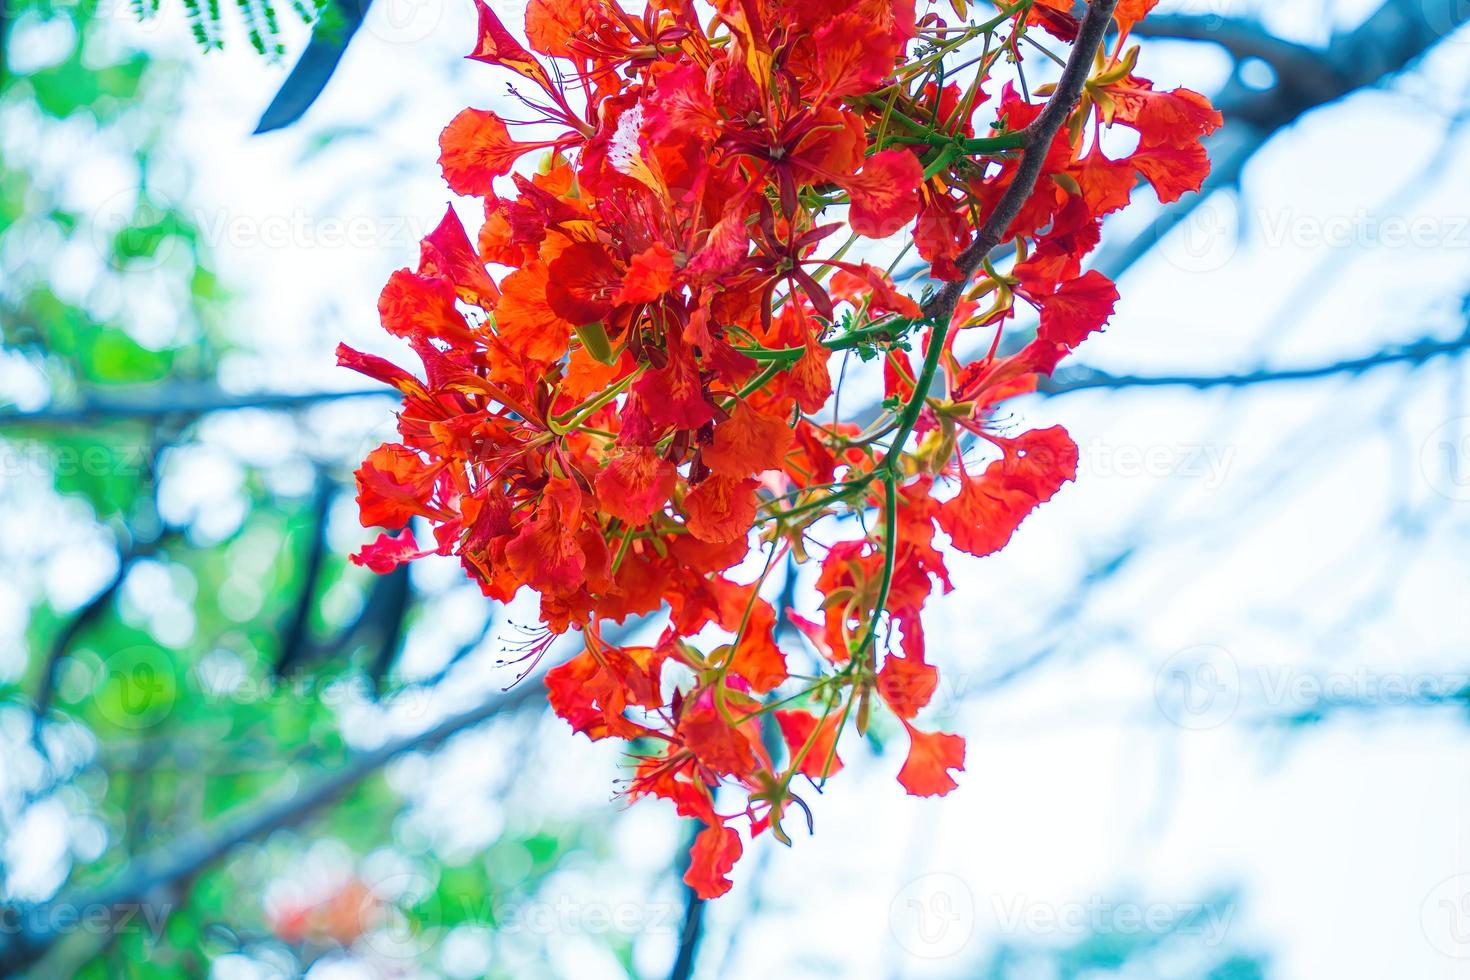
[
  {"x1": 493, "y1": 261, "x2": 574, "y2": 364},
  {"x1": 342, "y1": 0, "x2": 1216, "y2": 898},
  {"x1": 378, "y1": 269, "x2": 470, "y2": 344},
  {"x1": 594, "y1": 447, "x2": 676, "y2": 526},
  {"x1": 937, "y1": 427, "x2": 1079, "y2": 558},
  {"x1": 355, "y1": 445, "x2": 442, "y2": 530}
]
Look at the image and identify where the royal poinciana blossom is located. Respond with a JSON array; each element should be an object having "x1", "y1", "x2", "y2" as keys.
[{"x1": 340, "y1": 0, "x2": 1218, "y2": 898}]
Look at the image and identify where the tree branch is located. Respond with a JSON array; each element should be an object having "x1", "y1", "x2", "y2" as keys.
[
  {"x1": 1098, "y1": 0, "x2": 1470, "y2": 282},
  {"x1": 272, "y1": 470, "x2": 336, "y2": 677},
  {"x1": 1039, "y1": 329, "x2": 1470, "y2": 396},
  {"x1": 1131, "y1": 15, "x2": 1342, "y2": 101},
  {"x1": 921, "y1": 0, "x2": 1121, "y2": 323},
  {"x1": 0, "y1": 680, "x2": 546, "y2": 973},
  {"x1": 667, "y1": 820, "x2": 707, "y2": 980},
  {"x1": 0, "y1": 388, "x2": 391, "y2": 427}
]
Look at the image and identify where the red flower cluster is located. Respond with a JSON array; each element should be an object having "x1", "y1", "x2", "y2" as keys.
[{"x1": 341, "y1": 0, "x2": 1218, "y2": 897}]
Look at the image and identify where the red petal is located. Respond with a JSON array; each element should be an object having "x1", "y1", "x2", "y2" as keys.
[
  {"x1": 1074, "y1": 146, "x2": 1137, "y2": 218},
  {"x1": 350, "y1": 529, "x2": 426, "y2": 574},
  {"x1": 632, "y1": 346, "x2": 715, "y2": 430},
  {"x1": 813, "y1": 12, "x2": 898, "y2": 99},
  {"x1": 679, "y1": 701, "x2": 761, "y2": 777},
  {"x1": 829, "y1": 263, "x2": 922, "y2": 317},
  {"x1": 914, "y1": 197, "x2": 971, "y2": 281},
  {"x1": 595, "y1": 447, "x2": 676, "y2": 526},
  {"x1": 702, "y1": 400, "x2": 794, "y2": 479},
  {"x1": 419, "y1": 205, "x2": 500, "y2": 307},
  {"x1": 1022, "y1": 270, "x2": 1118, "y2": 374},
  {"x1": 335, "y1": 343, "x2": 425, "y2": 398},
  {"x1": 468, "y1": 0, "x2": 551, "y2": 88},
  {"x1": 876, "y1": 652, "x2": 938, "y2": 719},
  {"x1": 355, "y1": 444, "x2": 440, "y2": 530},
  {"x1": 897, "y1": 723, "x2": 966, "y2": 797},
  {"x1": 715, "y1": 592, "x2": 789, "y2": 693},
  {"x1": 494, "y1": 261, "x2": 574, "y2": 363},
  {"x1": 1114, "y1": 0, "x2": 1161, "y2": 35},
  {"x1": 682, "y1": 475, "x2": 759, "y2": 544},
  {"x1": 525, "y1": 0, "x2": 594, "y2": 57},
  {"x1": 936, "y1": 426, "x2": 1078, "y2": 557},
  {"x1": 504, "y1": 478, "x2": 586, "y2": 593},
  {"x1": 439, "y1": 108, "x2": 550, "y2": 196},
  {"x1": 839, "y1": 149, "x2": 923, "y2": 238},
  {"x1": 775, "y1": 710, "x2": 844, "y2": 779},
  {"x1": 784, "y1": 334, "x2": 833, "y2": 415},
  {"x1": 1130, "y1": 139, "x2": 1212, "y2": 204},
  {"x1": 686, "y1": 210, "x2": 749, "y2": 280},
  {"x1": 612, "y1": 244, "x2": 677, "y2": 305},
  {"x1": 378, "y1": 269, "x2": 470, "y2": 343},
  {"x1": 683, "y1": 826, "x2": 742, "y2": 900},
  {"x1": 545, "y1": 242, "x2": 622, "y2": 325}
]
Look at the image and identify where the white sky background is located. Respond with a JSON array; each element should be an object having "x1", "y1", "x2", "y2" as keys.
[{"x1": 8, "y1": 0, "x2": 1470, "y2": 977}]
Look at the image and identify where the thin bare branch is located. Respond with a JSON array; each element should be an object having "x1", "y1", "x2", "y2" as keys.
[
  {"x1": 0, "y1": 388, "x2": 391, "y2": 427},
  {"x1": 1040, "y1": 329, "x2": 1470, "y2": 396}
]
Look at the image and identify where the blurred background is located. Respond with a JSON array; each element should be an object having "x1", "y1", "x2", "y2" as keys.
[{"x1": 3, "y1": 0, "x2": 1470, "y2": 977}]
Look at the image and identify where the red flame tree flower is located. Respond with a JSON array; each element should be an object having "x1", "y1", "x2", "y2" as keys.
[{"x1": 340, "y1": 0, "x2": 1218, "y2": 899}]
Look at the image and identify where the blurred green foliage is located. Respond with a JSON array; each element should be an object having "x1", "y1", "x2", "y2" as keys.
[{"x1": 0, "y1": 4, "x2": 610, "y2": 976}]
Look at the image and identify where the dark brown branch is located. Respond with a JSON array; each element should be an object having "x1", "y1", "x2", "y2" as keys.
[{"x1": 922, "y1": 0, "x2": 1122, "y2": 324}]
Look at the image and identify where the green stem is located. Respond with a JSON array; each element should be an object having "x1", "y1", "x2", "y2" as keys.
[{"x1": 855, "y1": 310, "x2": 954, "y2": 660}]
